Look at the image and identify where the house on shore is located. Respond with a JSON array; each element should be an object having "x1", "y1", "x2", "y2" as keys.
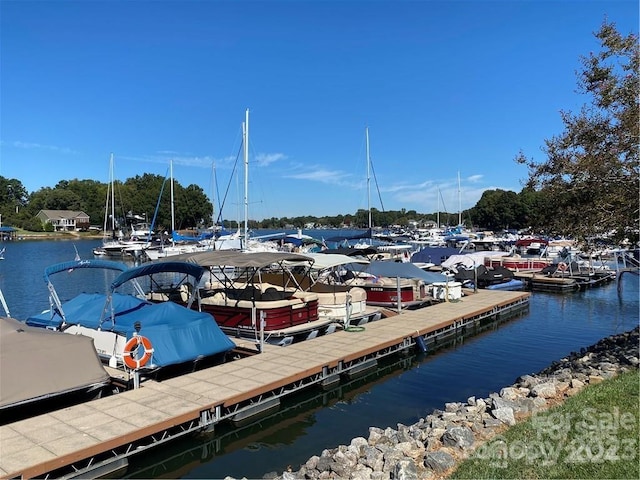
[{"x1": 36, "y1": 210, "x2": 91, "y2": 232}]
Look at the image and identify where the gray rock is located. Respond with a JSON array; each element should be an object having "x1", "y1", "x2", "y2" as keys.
[
  {"x1": 350, "y1": 464, "x2": 374, "y2": 480},
  {"x1": 392, "y1": 459, "x2": 419, "y2": 480},
  {"x1": 445, "y1": 402, "x2": 463, "y2": 412},
  {"x1": 424, "y1": 450, "x2": 456, "y2": 472},
  {"x1": 516, "y1": 374, "x2": 541, "y2": 388},
  {"x1": 304, "y1": 456, "x2": 319, "y2": 471},
  {"x1": 316, "y1": 455, "x2": 334, "y2": 473},
  {"x1": 499, "y1": 386, "x2": 520, "y2": 400},
  {"x1": 492, "y1": 406, "x2": 516, "y2": 426},
  {"x1": 531, "y1": 381, "x2": 557, "y2": 398},
  {"x1": 441, "y1": 425, "x2": 475, "y2": 449},
  {"x1": 331, "y1": 449, "x2": 357, "y2": 478},
  {"x1": 371, "y1": 472, "x2": 391, "y2": 480},
  {"x1": 361, "y1": 445, "x2": 385, "y2": 471}
]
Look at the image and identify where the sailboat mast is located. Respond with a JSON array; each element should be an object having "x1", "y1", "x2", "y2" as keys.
[
  {"x1": 110, "y1": 153, "x2": 115, "y2": 235},
  {"x1": 211, "y1": 161, "x2": 216, "y2": 229},
  {"x1": 457, "y1": 171, "x2": 461, "y2": 226},
  {"x1": 437, "y1": 186, "x2": 440, "y2": 228},
  {"x1": 366, "y1": 126, "x2": 371, "y2": 232},
  {"x1": 243, "y1": 108, "x2": 249, "y2": 241},
  {"x1": 170, "y1": 159, "x2": 175, "y2": 245}
]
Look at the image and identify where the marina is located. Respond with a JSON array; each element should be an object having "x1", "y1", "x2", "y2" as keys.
[
  {"x1": 0, "y1": 238, "x2": 638, "y2": 478},
  {"x1": 0, "y1": 288, "x2": 529, "y2": 479}
]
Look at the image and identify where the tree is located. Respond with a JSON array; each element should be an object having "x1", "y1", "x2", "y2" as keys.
[
  {"x1": 0, "y1": 176, "x2": 28, "y2": 225},
  {"x1": 516, "y1": 21, "x2": 639, "y2": 247},
  {"x1": 470, "y1": 189, "x2": 523, "y2": 231}
]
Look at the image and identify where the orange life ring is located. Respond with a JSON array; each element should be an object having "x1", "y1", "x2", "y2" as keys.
[
  {"x1": 122, "y1": 335, "x2": 154, "y2": 370},
  {"x1": 558, "y1": 262, "x2": 568, "y2": 272}
]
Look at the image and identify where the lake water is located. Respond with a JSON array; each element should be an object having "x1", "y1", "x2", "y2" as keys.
[{"x1": 0, "y1": 237, "x2": 638, "y2": 479}]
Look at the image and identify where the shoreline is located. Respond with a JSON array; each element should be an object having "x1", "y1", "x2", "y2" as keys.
[
  {"x1": 2, "y1": 232, "x2": 104, "y2": 241},
  {"x1": 254, "y1": 327, "x2": 639, "y2": 480}
]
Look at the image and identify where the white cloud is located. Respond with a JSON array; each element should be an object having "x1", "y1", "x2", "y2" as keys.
[
  {"x1": 255, "y1": 153, "x2": 286, "y2": 167},
  {"x1": 9, "y1": 140, "x2": 77, "y2": 155},
  {"x1": 286, "y1": 168, "x2": 348, "y2": 185}
]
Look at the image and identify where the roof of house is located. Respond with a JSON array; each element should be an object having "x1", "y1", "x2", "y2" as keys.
[{"x1": 37, "y1": 210, "x2": 90, "y2": 219}]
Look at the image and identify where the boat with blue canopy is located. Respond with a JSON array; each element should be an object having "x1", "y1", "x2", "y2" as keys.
[{"x1": 26, "y1": 260, "x2": 235, "y2": 378}]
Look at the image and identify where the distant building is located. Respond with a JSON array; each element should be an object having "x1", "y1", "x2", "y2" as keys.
[{"x1": 36, "y1": 210, "x2": 90, "y2": 231}]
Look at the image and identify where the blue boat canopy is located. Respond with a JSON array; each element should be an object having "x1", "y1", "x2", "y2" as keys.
[
  {"x1": 43, "y1": 259, "x2": 129, "y2": 283},
  {"x1": 26, "y1": 293, "x2": 150, "y2": 330},
  {"x1": 111, "y1": 261, "x2": 205, "y2": 291}
]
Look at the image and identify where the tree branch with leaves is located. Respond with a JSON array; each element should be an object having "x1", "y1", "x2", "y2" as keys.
[{"x1": 516, "y1": 20, "x2": 639, "y2": 248}]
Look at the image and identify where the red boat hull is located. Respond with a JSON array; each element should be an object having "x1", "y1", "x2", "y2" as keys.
[{"x1": 200, "y1": 300, "x2": 319, "y2": 332}]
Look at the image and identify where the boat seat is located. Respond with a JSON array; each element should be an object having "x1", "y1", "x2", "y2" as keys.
[{"x1": 261, "y1": 287, "x2": 287, "y2": 301}]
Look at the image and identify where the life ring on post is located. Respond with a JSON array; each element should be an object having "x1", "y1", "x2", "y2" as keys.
[
  {"x1": 122, "y1": 335, "x2": 154, "y2": 370},
  {"x1": 557, "y1": 262, "x2": 568, "y2": 272}
]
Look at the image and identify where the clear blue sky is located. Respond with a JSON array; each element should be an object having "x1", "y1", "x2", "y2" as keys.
[{"x1": 1, "y1": 0, "x2": 637, "y2": 221}]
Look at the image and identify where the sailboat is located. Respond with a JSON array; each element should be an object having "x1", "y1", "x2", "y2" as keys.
[
  {"x1": 93, "y1": 154, "x2": 123, "y2": 257},
  {"x1": 144, "y1": 161, "x2": 216, "y2": 260},
  {"x1": 93, "y1": 154, "x2": 152, "y2": 259}
]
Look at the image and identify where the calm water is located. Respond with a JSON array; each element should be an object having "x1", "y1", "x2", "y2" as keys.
[{"x1": 1, "y1": 238, "x2": 638, "y2": 479}]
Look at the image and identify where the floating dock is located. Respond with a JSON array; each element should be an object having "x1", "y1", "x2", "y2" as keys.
[
  {"x1": 0, "y1": 289, "x2": 529, "y2": 479},
  {"x1": 514, "y1": 270, "x2": 617, "y2": 292}
]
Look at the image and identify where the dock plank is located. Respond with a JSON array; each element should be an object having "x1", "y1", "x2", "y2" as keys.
[{"x1": 0, "y1": 289, "x2": 529, "y2": 479}]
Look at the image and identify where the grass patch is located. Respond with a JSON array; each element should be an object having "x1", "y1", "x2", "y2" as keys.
[{"x1": 451, "y1": 369, "x2": 639, "y2": 479}]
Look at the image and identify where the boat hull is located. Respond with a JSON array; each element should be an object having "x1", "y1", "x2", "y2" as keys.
[{"x1": 201, "y1": 300, "x2": 319, "y2": 332}]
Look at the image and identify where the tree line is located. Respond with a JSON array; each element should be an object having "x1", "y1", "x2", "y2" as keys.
[
  {"x1": 2, "y1": 21, "x2": 636, "y2": 245},
  {"x1": 0, "y1": 170, "x2": 550, "y2": 233}
]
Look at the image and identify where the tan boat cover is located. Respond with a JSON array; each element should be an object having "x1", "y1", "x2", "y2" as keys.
[{"x1": 0, "y1": 316, "x2": 110, "y2": 409}]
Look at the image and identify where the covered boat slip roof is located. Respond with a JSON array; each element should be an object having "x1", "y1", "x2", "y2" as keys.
[
  {"x1": 157, "y1": 250, "x2": 316, "y2": 269},
  {"x1": 0, "y1": 316, "x2": 109, "y2": 410},
  {"x1": 350, "y1": 260, "x2": 450, "y2": 284}
]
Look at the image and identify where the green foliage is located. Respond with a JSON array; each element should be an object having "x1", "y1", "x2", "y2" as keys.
[
  {"x1": 516, "y1": 20, "x2": 639, "y2": 246},
  {"x1": 21, "y1": 216, "x2": 45, "y2": 232}
]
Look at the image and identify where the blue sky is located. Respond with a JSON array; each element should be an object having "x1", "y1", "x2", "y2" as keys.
[{"x1": 1, "y1": 0, "x2": 637, "y2": 221}]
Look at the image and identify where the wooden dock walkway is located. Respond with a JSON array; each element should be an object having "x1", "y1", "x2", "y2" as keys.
[{"x1": 0, "y1": 289, "x2": 529, "y2": 479}]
